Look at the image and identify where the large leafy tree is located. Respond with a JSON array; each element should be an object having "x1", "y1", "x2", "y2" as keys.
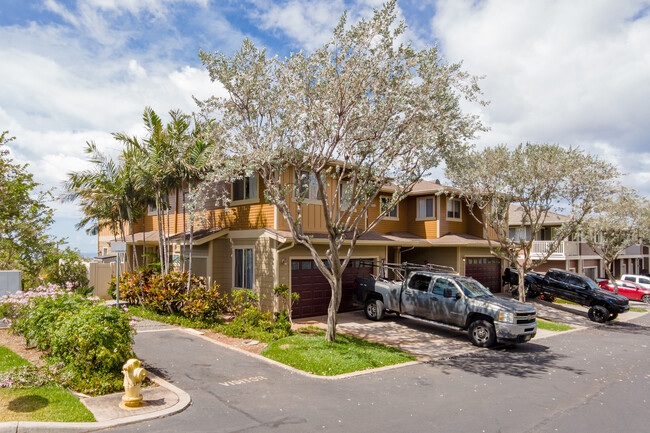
[
  {"x1": 0, "y1": 131, "x2": 62, "y2": 286},
  {"x1": 445, "y1": 143, "x2": 619, "y2": 302},
  {"x1": 580, "y1": 186, "x2": 650, "y2": 292},
  {"x1": 198, "y1": 0, "x2": 485, "y2": 341}
]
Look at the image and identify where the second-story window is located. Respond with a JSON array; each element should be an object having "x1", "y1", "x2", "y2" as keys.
[
  {"x1": 232, "y1": 173, "x2": 258, "y2": 203},
  {"x1": 295, "y1": 170, "x2": 321, "y2": 201},
  {"x1": 446, "y1": 198, "x2": 462, "y2": 221},
  {"x1": 380, "y1": 196, "x2": 398, "y2": 219},
  {"x1": 148, "y1": 194, "x2": 169, "y2": 215},
  {"x1": 417, "y1": 197, "x2": 436, "y2": 220}
]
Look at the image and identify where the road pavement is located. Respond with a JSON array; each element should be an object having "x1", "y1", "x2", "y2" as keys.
[{"x1": 106, "y1": 310, "x2": 650, "y2": 433}]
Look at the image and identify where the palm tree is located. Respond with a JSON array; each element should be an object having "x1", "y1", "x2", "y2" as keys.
[{"x1": 177, "y1": 116, "x2": 214, "y2": 292}]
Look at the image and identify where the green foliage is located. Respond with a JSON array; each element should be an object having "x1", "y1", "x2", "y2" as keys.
[
  {"x1": 113, "y1": 270, "x2": 228, "y2": 321},
  {"x1": 218, "y1": 306, "x2": 293, "y2": 343},
  {"x1": 228, "y1": 289, "x2": 259, "y2": 316},
  {"x1": 0, "y1": 131, "x2": 65, "y2": 287},
  {"x1": 3, "y1": 286, "x2": 134, "y2": 396},
  {"x1": 45, "y1": 247, "x2": 91, "y2": 294}
]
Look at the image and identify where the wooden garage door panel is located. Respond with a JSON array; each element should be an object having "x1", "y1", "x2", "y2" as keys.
[
  {"x1": 291, "y1": 259, "x2": 373, "y2": 319},
  {"x1": 465, "y1": 257, "x2": 501, "y2": 292}
]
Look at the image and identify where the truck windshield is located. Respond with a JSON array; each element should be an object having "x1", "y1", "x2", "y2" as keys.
[
  {"x1": 456, "y1": 279, "x2": 494, "y2": 298},
  {"x1": 585, "y1": 279, "x2": 601, "y2": 291}
]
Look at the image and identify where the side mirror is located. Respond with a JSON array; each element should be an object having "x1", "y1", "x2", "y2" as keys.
[{"x1": 444, "y1": 288, "x2": 460, "y2": 299}]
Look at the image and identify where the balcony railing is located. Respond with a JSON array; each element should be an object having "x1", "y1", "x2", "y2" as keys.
[{"x1": 530, "y1": 241, "x2": 579, "y2": 259}]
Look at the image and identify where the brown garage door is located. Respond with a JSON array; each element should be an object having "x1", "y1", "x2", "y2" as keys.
[
  {"x1": 465, "y1": 257, "x2": 501, "y2": 292},
  {"x1": 291, "y1": 259, "x2": 373, "y2": 319}
]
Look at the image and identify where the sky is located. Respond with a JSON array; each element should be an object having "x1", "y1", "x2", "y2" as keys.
[{"x1": 1, "y1": 0, "x2": 649, "y2": 255}]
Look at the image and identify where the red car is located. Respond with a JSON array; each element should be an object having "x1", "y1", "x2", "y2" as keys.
[{"x1": 598, "y1": 280, "x2": 650, "y2": 304}]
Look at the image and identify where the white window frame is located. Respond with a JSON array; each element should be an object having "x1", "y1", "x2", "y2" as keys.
[
  {"x1": 416, "y1": 196, "x2": 436, "y2": 221},
  {"x1": 231, "y1": 173, "x2": 259, "y2": 205},
  {"x1": 446, "y1": 198, "x2": 462, "y2": 221},
  {"x1": 379, "y1": 196, "x2": 399, "y2": 220},
  {"x1": 233, "y1": 247, "x2": 254, "y2": 290}
]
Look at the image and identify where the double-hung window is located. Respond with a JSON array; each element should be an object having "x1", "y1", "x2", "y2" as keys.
[
  {"x1": 417, "y1": 197, "x2": 436, "y2": 220},
  {"x1": 380, "y1": 196, "x2": 399, "y2": 219},
  {"x1": 232, "y1": 173, "x2": 258, "y2": 203},
  {"x1": 446, "y1": 198, "x2": 462, "y2": 221},
  {"x1": 234, "y1": 248, "x2": 254, "y2": 289}
]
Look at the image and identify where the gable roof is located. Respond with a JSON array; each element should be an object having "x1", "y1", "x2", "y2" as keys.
[{"x1": 508, "y1": 204, "x2": 570, "y2": 226}]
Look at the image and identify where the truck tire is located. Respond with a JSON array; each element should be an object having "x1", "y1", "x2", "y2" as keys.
[
  {"x1": 468, "y1": 320, "x2": 496, "y2": 347},
  {"x1": 607, "y1": 312, "x2": 618, "y2": 321},
  {"x1": 588, "y1": 305, "x2": 609, "y2": 323},
  {"x1": 364, "y1": 298, "x2": 385, "y2": 321},
  {"x1": 642, "y1": 295, "x2": 650, "y2": 304}
]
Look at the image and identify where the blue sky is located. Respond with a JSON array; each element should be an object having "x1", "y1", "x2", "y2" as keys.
[{"x1": 1, "y1": 0, "x2": 649, "y2": 255}]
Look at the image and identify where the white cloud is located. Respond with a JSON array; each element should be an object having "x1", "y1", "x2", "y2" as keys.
[{"x1": 432, "y1": 0, "x2": 650, "y2": 194}]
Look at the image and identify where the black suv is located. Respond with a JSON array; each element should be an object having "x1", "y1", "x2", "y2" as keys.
[{"x1": 506, "y1": 268, "x2": 629, "y2": 323}]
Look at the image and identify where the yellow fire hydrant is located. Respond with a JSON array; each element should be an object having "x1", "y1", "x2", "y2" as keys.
[{"x1": 121, "y1": 358, "x2": 147, "y2": 408}]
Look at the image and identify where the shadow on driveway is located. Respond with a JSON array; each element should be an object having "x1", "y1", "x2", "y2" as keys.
[{"x1": 426, "y1": 342, "x2": 586, "y2": 379}]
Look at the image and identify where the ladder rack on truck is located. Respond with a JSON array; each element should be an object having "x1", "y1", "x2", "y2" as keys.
[{"x1": 358, "y1": 260, "x2": 457, "y2": 282}]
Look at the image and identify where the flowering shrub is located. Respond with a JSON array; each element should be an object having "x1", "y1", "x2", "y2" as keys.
[
  {"x1": 0, "y1": 366, "x2": 55, "y2": 389},
  {"x1": 0, "y1": 283, "x2": 134, "y2": 395},
  {"x1": 110, "y1": 270, "x2": 228, "y2": 321}
]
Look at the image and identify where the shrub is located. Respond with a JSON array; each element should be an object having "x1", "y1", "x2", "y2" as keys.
[
  {"x1": 0, "y1": 284, "x2": 134, "y2": 396},
  {"x1": 111, "y1": 270, "x2": 228, "y2": 322}
]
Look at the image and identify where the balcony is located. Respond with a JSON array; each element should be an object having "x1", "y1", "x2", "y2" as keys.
[{"x1": 529, "y1": 240, "x2": 579, "y2": 260}]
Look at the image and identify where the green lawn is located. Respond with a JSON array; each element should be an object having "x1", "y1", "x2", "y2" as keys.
[
  {"x1": 629, "y1": 307, "x2": 646, "y2": 313},
  {"x1": 0, "y1": 346, "x2": 95, "y2": 423},
  {"x1": 262, "y1": 329, "x2": 416, "y2": 376},
  {"x1": 536, "y1": 319, "x2": 573, "y2": 332}
]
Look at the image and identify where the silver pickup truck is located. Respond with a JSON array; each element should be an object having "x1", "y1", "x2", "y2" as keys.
[{"x1": 355, "y1": 263, "x2": 537, "y2": 347}]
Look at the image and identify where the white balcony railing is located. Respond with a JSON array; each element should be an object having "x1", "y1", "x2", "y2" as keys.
[{"x1": 529, "y1": 241, "x2": 579, "y2": 259}]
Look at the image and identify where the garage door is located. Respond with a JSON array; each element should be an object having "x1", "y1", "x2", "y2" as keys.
[
  {"x1": 291, "y1": 259, "x2": 373, "y2": 319},
  {"x1": 465, "y1": 257, "x2": 501, "y2": 292}
]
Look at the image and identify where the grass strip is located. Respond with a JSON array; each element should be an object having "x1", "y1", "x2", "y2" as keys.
[
  {"x1": 262, "y1": 329, "x2": 416, "y2": 376},
  {"x1": 0, "y1": 346, "x2": 30, "y2": 372},
  {"x1": 128, "y1": 305, "x2": 217, "y2": 329},
  {"x1": 552, "y1": 299, "x2": 579, "y2": 306},
  {"x1": 536, "y1": 319, "x2": 573, "y2": 332},
  {"x1": 0, "y1": 345, "x2": 95, "y2": 422},
  {"x1": 629, "y1": 307, "x2": 646, "y2": 313}
]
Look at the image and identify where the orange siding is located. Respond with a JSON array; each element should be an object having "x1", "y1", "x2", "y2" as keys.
[{"x1": 405, "y1": 195, "x2": 439, "y2": 239}]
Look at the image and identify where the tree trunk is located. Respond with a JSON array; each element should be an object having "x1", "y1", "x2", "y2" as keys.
[
  {"x1": 604, "y1": 260, "x2": 618, "y2": 294},
  {"x1": 517, "y1": 265, "x2": 526, "y2": 303},
  {"x1": 324, "y1": 248, "x2": 343, "y2": 342},
  {"x1": 155, "y1": 192, "x2": 165, "y2": 276},
  {"x1": 186, "y1": 184, "x2": 194, "y2": 294}
]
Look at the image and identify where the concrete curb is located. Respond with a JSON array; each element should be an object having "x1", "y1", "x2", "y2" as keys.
[{"x1": 0, "y1": 373, "x2": 191, "y2": 433}]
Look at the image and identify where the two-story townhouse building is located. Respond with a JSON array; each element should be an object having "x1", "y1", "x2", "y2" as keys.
[
  {"x1": 509, "y1": 204, "x2": 650, "y2": 280},
  {"x1": 98, "y1": 174, "x2": 506, "y2": 319}
]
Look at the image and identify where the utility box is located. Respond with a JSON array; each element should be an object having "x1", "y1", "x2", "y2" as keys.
[{"x1": 0, "y1": 270, "x2": 22, "y2": 296}]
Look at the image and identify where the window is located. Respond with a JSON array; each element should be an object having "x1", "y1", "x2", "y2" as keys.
[
  {"x1": 509, "y1": 227, "x2": 531, "y2": 242},
  {"x1": 446, "y1": 198, "x2": 462, "y2": 220},
  {"x1": 234, "y1": 248, "x2": 254, "y2": 289},
  {"x1": 417, "y1": 197, "x2": 436, "y2": 220},
  {"x1": 431, "y1": 278, "x2": 457, "y2": 297},
  {"x1": 339, "y1": 183, "x2": 352, "y2": 209},
  {"x1": 380, "y1": 196, "x2": 398, "y2": 219},
  {"x1": 102, "y1": 247, "x2": 108, "y2": 256},
  {"x1": 147, "y1": 194, "x2": 169, "y2": 215},
  {"x1": 407, "y1": 274, "x2": 432, "y2": 291},
  {"x1": 232, "y1": 173, "x2": 258, "y2": 203},
  {"x1": 295, "y1": 170, "x2": 321, "y2": 201}
]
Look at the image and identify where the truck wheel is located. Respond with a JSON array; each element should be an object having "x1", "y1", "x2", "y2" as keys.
[
  {"x1": 468, "y1": 320, "x2": 496, "y2": 347},
  {"x1": 588, "y1": 305, "x2": 609, "y2": 323},
  {"x1": 364, "y1": 298, "x2": 385, "y2": 321},
  {"x1": 642, "y1": 295, "x2": 650, "y2": 304}
]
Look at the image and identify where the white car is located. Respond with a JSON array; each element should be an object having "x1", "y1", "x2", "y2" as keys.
[{"x1": 621, "y1": 274, "x2": 650, "y2": 290}]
